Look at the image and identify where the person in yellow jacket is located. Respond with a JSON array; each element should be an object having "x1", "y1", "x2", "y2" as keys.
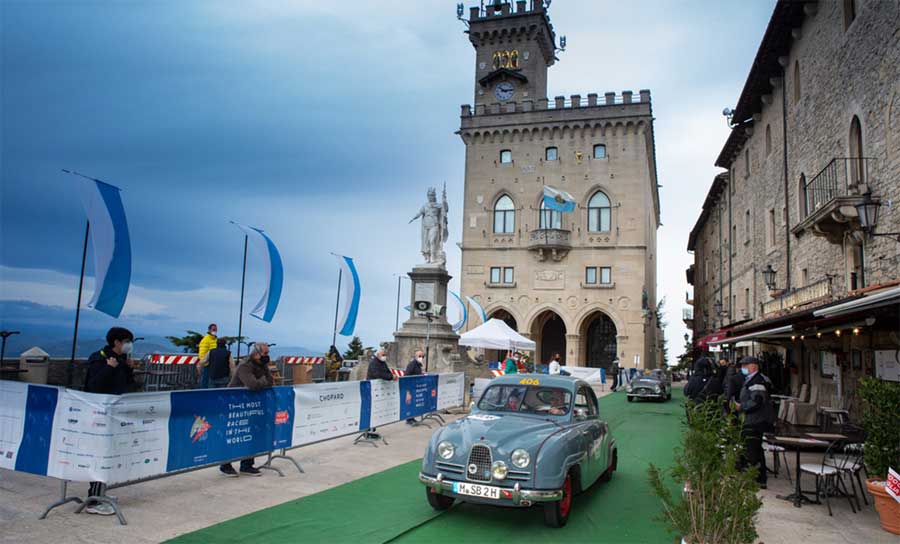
[{"x1": 196, "y1": 323, "x2": 218, "y2": 388}]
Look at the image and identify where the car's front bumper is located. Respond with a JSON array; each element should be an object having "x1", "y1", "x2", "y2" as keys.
[{"x1": 419, "y1": 472, "x2": 563, "y2": 507}]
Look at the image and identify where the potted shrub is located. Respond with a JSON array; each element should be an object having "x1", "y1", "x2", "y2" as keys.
[
  {"x1": 858, "y1": 376, "x2": 900, "y2": 535},
  {"x1": 648, "y1": 401, "x2": 762, "y2": 544}
]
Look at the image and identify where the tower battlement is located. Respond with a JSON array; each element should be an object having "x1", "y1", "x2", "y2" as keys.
[{"x1": 461, "y1": 90, "x2": 652, "y2": 119}]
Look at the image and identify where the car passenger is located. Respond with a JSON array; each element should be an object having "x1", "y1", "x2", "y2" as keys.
[{"x1": 506, "y1": 391, "x2": 522, "y2": 411}]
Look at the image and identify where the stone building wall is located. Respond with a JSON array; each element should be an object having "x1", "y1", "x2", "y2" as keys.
[{"x1": 691, "y1": 0, "x2": 900, "y2": 339}]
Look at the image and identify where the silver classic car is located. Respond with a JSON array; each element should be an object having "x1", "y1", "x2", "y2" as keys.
[
  {"x1": 419, "y1": 374, "x2": 617, "y2": 527},
  {"x1": 625, "y1": 370, "x2": 671, "y2": 402}
]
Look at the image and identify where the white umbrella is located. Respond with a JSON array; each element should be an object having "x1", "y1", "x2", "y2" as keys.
[{"x1": 458, "y1": 318, "x2": 536, "y2": 351}]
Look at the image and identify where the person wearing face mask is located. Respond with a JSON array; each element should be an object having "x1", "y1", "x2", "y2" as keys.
[
  {"x1": 733, "y1": 356, "x2": 775, "y2": 488},
  {"x1": 503, "y1": 352, "x2": 519, "y2": 375},
  {"x1": 196, "y1": 323, "x2": 218, "y2": 388},
  {"x1": 404, "y1": 350, "x2": 425, "y2": 424},
  {"x1": 83, "y1": 327, "x2": 137, "y2": 515},
  {"x1": 220, "y1": 342, "x2": 274, "y2": 477},
  {"x1": 365, "y1": 348, "x2": 395, "y2": 439}
]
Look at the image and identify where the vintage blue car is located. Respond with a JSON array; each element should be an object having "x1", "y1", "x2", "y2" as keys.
[{"x1": 419, "y1": 374, "x2": 617, "y2": 527}]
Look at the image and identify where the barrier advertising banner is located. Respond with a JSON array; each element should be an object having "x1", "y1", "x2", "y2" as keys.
[{"x1": 0, "y1": 373, "x2": 463, "y2": 484}]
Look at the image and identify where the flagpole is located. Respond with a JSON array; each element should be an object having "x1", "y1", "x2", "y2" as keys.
[
  {"x1": 394, "y1": 275, "x2": 402, "y2": 331},
  {"x1": 69, "y1": 221, "x2": 90, "y2": 384},
  {"x1": 236, "y1": 234, "x2": 248, "y2": 361},
  {"x1": 331, "y1": 267, "x2": 342, "y2": 347}
]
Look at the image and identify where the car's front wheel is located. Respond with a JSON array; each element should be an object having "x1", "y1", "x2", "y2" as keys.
[
  {"x1": 425, "y1": 488, "x2": 454, "y2": 511},
  {"x1": 543, "y1": 472, "x2": 573, "y2": 528},
  {"x1": 626, "y1": 396, "x2": 633, "y2": 402}
]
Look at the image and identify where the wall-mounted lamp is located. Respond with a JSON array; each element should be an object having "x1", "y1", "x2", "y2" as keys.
[
  {"x1": 856, "y1": 191, "x2": 900, "y2": 242},
  {"x1": 762, "y1": 264, "x2": 779, "y2": 291}
]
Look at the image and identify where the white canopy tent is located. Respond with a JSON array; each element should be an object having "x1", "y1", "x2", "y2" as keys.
[{"x1": 458, "y1": 318, "x2": 536, "y2": 351}]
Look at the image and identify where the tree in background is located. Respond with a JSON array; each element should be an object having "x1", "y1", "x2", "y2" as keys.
[
  {"x1": 166, "y1": 330, "x2": 245, "y2": 353},
  {"x1": 675, "y1": 335, "x2": 694, "y2": 373},
  {"x1": 343, "y1": 336, "x2": 364, "y2": 360},
  {"x1": 654, "y1": 297, "x2": 669, "y2": 364}
]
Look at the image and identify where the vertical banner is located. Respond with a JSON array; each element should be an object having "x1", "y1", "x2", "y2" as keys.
[
  {"x1": 399, "y1": 375, "x2": 438, "y2": 420},
  {"x1": 232, "y1": 222, "x2": 284, "y2": 323},
  {"x1": 334, "y1": 255, "x2": 361, "y2": 336},
  {"x1": 166, "y1": 387, "x2": 294, "y2": 472},
  {"x1": 291, "y1": 381, "x2": 363, "y2": 446},
  {"x1": 73, "y1": 174, "x2": 132, "y2": 318}
]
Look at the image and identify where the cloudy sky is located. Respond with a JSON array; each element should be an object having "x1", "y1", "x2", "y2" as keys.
[{"x1": 1, "y1": 0, "x2": 775, "y2": 361}]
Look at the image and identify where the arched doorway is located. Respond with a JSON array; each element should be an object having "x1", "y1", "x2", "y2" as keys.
[
  {"x1": 583, "y1": 311, "x2": 618, "y2": 370},
  {"x1": 487, "y1": 309, "x2": 517, "y2": 364},
  {"x1": 532, "y1": 310, "x2": 566, "y2": 366}
]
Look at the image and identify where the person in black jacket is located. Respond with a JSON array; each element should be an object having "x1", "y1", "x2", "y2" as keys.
[
  {"x1": 365, "y1": 349, "x2": 395, "y2": 438},
  {"x1": 404, "y1": 350, "x2": 425, "y2": 424},
  {"x1": 203, "y1": 338, "x2": 234, "y2": 389},
  {"x1": 723, "y1": 358, "x2": 744, "y2": 412},
  {"x1": 82, "y1": 327, "x2": 136, "y2": 515},
  {"x1": 734, "y1": 356, "x2": 776, "y2": 488}
]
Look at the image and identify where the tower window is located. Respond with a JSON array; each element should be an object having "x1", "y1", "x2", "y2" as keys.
[
  {"x1": 493, "y1": 195, "x2": 515, "y2": 233},
  {"x1": 545, "y1": 147, "x2": 558, "y2": 161},
  {"x1": 585, "y1": 267, "x2": 597, "y2": 284},
  {"x1": 843, "y1": 0, "x2": 856, "y2": 30},
  {"x1": 765, "y1": 124, "x2": 772, "y2": 156},
  {"x1": 600, "y1": 266, "x2": 612, "y2": 285},
  {"x1": 593, "y1": 144, "x2": 607, "y2": 159},
  {"x1": 499, "y1": 149, "x2": 512, "y2": 164},
  {"x1": 793, "y1": 61, "x2": 801, "y2": 104},
  {"x1": 490, "y1": 267, "x2": 514, "y2": 284},
  {"x1": 587, "y1": 191, "x2": 611, "y2": 232}
]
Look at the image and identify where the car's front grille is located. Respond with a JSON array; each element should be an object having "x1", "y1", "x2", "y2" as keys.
[
  {"x1": 634, "y1": 387, "x2": 654, "y2": 395},
  {"x1": 436, "y1": 461, "x2": 465, "y2": 476},
  {"x1": 466, "y1": 444, "x2": 492, "y2": 482}
]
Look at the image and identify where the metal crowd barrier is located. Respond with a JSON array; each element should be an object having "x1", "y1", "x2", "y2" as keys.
[{"x1": 141, "y1": 354, "x2": 199, "y2": 391}]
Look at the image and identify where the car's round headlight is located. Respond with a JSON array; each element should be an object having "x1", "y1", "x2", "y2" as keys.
[
  {"x1": 654, "y1": 385, "x2": 662, "y2": 393},
  {"x1": 437, "y1": 441, "x2": 455, "y2": 460},
  {"x1": 491, "y1": 460, "x2": 508, "y2": 480},
  {"x1": 511, "y1": 449, "x2": 530, "y2": 469}
]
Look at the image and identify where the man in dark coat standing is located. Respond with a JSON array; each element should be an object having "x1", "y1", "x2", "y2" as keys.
[
  {"x1": 365, "y1": 349, "x2": 395, "y2": 438},
  {"x1": 404, "y1": 350, "x2": 425, "y2": 424},
  {"x1": 83, "y1": 327, "x2": 136, "y2": 515},
  {"x1": 220, "y1": 343, "x2": 274, "y2": 478},
  {"x1": 734, "y1": 356, "x2": 776, "y2": 488}
]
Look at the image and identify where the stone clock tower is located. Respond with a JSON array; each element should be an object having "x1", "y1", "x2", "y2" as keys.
[
  {"x1": 467, "y1": 2, "x2": 555, "y2": 107},
  {"x1": 457, "y1": 1, "x2": 663, "y2": 371}
]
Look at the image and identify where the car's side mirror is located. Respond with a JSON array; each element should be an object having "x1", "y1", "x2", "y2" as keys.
[{"x1": 573, "y1": 407, "x2": 588, "y2": 420}]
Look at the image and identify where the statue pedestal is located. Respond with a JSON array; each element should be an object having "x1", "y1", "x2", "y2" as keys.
[{"x1": 392, "y1": 265, "x2": 460, "y2": 373}]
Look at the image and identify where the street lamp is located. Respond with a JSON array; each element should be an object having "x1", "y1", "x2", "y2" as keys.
[
  {"x1": 762, "y1": 264, "x2": 778, "y2": 291},
  {"x1": 855, "y1": 191, "x2": 900, "y2": 241}
]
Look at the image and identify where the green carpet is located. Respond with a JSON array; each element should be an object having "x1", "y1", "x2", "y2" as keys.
[{"x1": 167, "y1": 389, "x2": 685, "y2": 544}]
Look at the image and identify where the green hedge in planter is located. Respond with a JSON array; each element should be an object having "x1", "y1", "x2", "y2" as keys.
[
  {"x1": 648, "y1": 401, "x2": 761, "y2": 544},
  {"x1": 858, "y1": 376, "x2": 900, "y2": 480}
]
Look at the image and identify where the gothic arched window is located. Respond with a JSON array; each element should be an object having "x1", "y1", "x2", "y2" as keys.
[
  {"x1": 849, "y1": 115, "x2": 865, "y2": 185},
  {"x1": 587, "y1": 191, "x2": 611, "y2": 232},
  {"x1": 493, "y1": 195, "x2": 515, "y2": 233}
]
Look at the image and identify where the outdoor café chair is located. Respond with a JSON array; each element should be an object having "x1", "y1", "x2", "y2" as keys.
[
  {"x1": 799, "y1": 439, "x2": 857, "y2": 516},
  {"x1": 763, "y1": 440, "x2": 791, "y2": 483},
  {"x1": 824, "y1": 442, "x2": 867, "y2": 509}
]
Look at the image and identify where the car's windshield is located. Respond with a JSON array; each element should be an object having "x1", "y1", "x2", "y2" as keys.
[{"x1": 477, "y1": 384, "x2": 572, "y2": 415}]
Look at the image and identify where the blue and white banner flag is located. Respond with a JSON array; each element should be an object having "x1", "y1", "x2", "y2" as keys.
[
  {"x1": 449, "y1": 291, "x2": 468, "y2": 332},
  {"x1": 232, "y1": 222, "x2": 283, "y2": 322},
  {"x1": 465, "y1": 295, "x2": 488, "y2": 325},
  {"x1": 334, "y1": 254, "x2": 360, "y2": 336},
  {"x1": 72, "y1": 173, "x2": 131, "y2": 318},
  {"x1": 542, "y1": 185, "x2": 577, "y2": 213}
]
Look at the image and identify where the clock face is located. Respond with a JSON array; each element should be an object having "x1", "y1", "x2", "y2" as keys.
[{"x1": 494, "y1": 82, "x2": 515, "y2": 101}]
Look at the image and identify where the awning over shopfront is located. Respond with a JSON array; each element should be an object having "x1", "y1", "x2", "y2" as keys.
[
  {"x1": 695, "y1": 328, "x2": 733, "y2": 349},
  {"x1": 813, "y1": 286, "x2": 900, "y2": 318},
  {"x1": 708, "y1": 325, "x2": 793, "y2": 346}
]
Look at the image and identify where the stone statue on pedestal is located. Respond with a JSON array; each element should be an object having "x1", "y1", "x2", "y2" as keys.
[{"x1": 409, "y1": 184, "x2": 449, "y2": 266}]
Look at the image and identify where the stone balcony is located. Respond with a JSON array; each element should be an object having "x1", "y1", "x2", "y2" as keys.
[
  {"x1": 527, "y1": 228, "x2": 570, "y2": 262},
  {"x1": 792, "y1": 158, "x2": 876, "y2": 244}
]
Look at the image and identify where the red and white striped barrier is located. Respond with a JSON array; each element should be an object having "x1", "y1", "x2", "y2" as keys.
[
  {"x1": 390, "y1": 368, "x2": 405, "y2": 378},
  {"x1": 281, "y1": 356, "x2": 325, "y2": 365},
  {"x1": 490, "y1": 369, "x2": 505, "y2": 378},
  {"x1": 150, "y1": 354, "x2": 200, "y2": 365}
]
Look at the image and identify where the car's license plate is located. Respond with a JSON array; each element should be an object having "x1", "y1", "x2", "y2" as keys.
[{"x1": 453, "y1": 482, "x2": 502, "y2": 499}]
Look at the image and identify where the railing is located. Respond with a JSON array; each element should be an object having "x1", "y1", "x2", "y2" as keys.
[
  {"x1": 803, "y1": 158, "x2": 874, "y2": 217},
  {"x1": 528, "y1": 228, "x2": 571, "y2": 248},
  {"x1": 761, "y1": 277, "x2": 833, "y2": 316}
]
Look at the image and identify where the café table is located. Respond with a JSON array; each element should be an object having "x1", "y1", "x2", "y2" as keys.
[{"x1": 769, "y1": 435, "x2": 829, "y2": 507}]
